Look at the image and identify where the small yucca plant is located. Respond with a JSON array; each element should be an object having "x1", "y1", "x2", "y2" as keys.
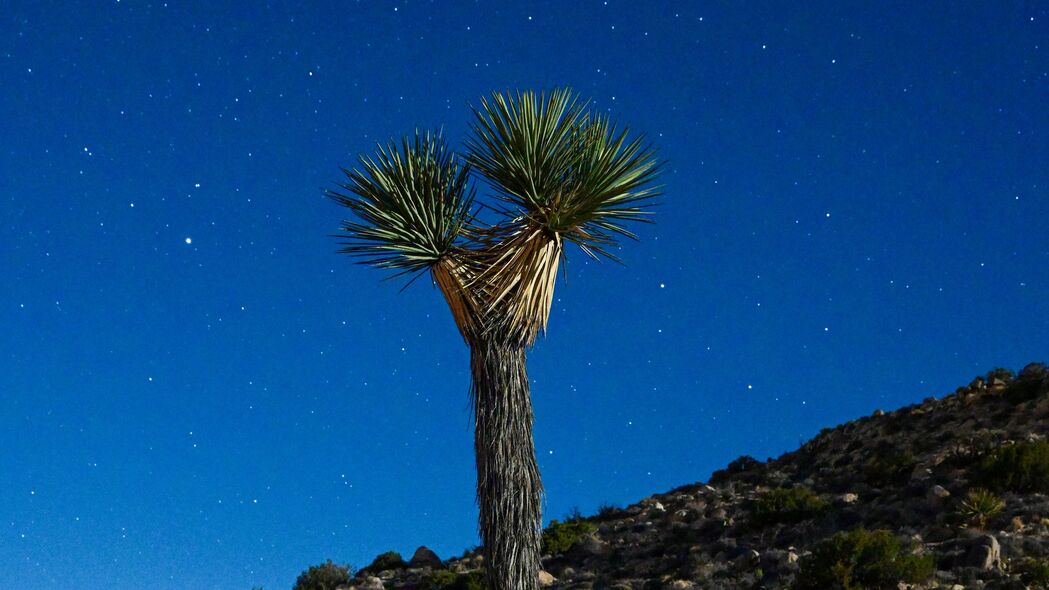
[{"x1": 959, "y1": 487, "x2": 1005, "y2": 528}]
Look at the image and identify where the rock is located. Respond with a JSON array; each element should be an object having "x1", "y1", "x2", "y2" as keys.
[
  {"x1": 735, "y1": 549, "x2": 760, "y2": 569},
  {"x1": 672, "y1": 508, "x2": 692, "y2": 522},
  {"x1": 668, "y1": 581, "x2": 693, "y2": 589},
  {"x1": 569, "y1": 534, "x2": 607, "y2": 558},
  {"x1": 965, "y1": 535, "x2": 1001, "y2": 571},
  {"x1": 408, "y1": 546, "x2": 442, "y2": 568},
  {"x1": 927, "y1": 484, "x2": 951, "y2": 509},
  {"x1": 538, "y1": 570, "x2": 556, "y2": 586},
  {"x1": 653, "y1": 501, "x2": 666, "y2": 512},
  {"x1": 841, "y1": 492, "x2": 859, "y2": 504},
  {"x1": 358, "y1": 577, "x2": 384, "y2": 590}
]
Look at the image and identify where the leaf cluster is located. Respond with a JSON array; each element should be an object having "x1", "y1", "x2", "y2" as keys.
[
  {"x1": 420, "y1": 570, "x2": 488, "y2": 590},
  {"x1": 541, "y1": 515, "x2": 597, "y2": 555},
  {"x1": 292, "y1": 560, "x2": 354, "y2": 590},
  {"x1": 328, "y1": 89, "x2": 661, "y2": 345},
  {"x1": 362, "y1": 550, "x2": 407, "y2": 573},
  {"x1": 1017, "y1": 557, "x2": 1049, "y2": 589},
  {"x1": 973, "y1": 440, "x2": 1049, "y2": 493},
  {"x1": 793, "y1": 528, "x2": 934, "y2": 590},
  {"x1": 863, "y1": 451, "x2": 917, "y2": 487},
  {"x1": 750, "y1": 486, "x2": 828, "y2": 527},
  {"x1": 465, "y1": 89, "x2": 659, "y2": 260},
  {"x1": 1005, "y1": 362, "x2": 1049, "y2": 403},
  {"x1": 328, "y1": 130, "x2": 475, "y2": 276},
  {"x1": 710, "y1": 454, "x2": 764, "y2": 484},
  {"x1": 957, "y1": 487, "x2": 1004, "y2": 528}
]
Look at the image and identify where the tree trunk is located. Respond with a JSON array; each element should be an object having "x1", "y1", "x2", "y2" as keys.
[{"x1": 470, "y1": 339, "x2": 543, "y2": 590}]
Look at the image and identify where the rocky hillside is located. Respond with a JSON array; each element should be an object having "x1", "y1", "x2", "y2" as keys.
[{"x1": 333, "y1": 363, "x2": 1049, "y2": 590}]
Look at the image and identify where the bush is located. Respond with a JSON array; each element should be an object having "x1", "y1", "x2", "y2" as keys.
[
  {"x1": 595, "y1": 503, "x2": 621, "y2": 520},
  {"x1": 293, "y1": 560, "x2": 354, "y2": 590},
  {"x1": 1005, "y1": 363, "x2": 1049, "y2": 403},
  {"x1": 973, "y1": 440, "x2": 1049, "y2": 493},
  {"x1": 750, "y1": 486, "x2": 828, "y2": 527},
  {"x1": 793, "y1": 528, "x2": 934, "y2": 590},
  {"x1": 363, "y1": 550, "x2": 406, "y2": 573},
  {"x1": 420, "y1": 570, "x2": 487, "y2": 590},
  {"x1": 541, "y1": 513, "x2": 598, "y2": 555},
  {"x1": 864, "y1": 451, "x2": 917, "y2": 487},
  {"x1": 957, "y1": 488, "x2": 1004, "y2": 528},
  {"x1": 710, "y1": 455, "x2": 762, "y2": 484},
  {"x1": 1017, "y1": 558, "x2": 1049, "y2": 589},
  {"x1": 985, "y1": 367, "x2": 1015, "y2": 383}
]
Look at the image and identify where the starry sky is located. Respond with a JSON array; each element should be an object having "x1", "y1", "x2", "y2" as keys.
[{"x1": 3, "y1": 2, "x2": 1048, "y2": 589}]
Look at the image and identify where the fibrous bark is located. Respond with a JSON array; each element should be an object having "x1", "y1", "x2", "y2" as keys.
[{"x1": 470, "y1": 339, "x2": 543, "y2": 590}]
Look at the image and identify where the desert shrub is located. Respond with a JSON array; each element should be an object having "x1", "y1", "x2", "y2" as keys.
[
  {"x1": 363, "y1": 550, "x2": 407, "y2": 573},
  {"x1": 985, "y1": 367, "x2": 1015, "y2": 383},
  {"x1": 973, "y1": 440, "x2": 1049, "y2": 493},
  {"x1": 541, "y1": 513, "x2": 598, "y2": 555},
  {"x1": 1017, "y1": 558, "x2": 1049, "y2": 588},
  {"x1": 667, "y1": 523, "x2": 697, "y2": 545},
  {"x1": 750, "y1": 486, "x2": 828, "y2": 527},
  {"x1": 1005, "y1": 363, "x2": 1049, "y2": 403},
  {"x1": 793, "y1": 528, "x2": 934, "y2": 590},
  {"x1": 957, "y1": 488, "x2": 1004, "y2": 528},
  {"x1": 293, "y1": 560, "x2": 354, "y2": 590},
  {"x1": 710, "y1": 455, "x2": 762, "y2": 483},
  {"x1": 420, "y1": 570, "x2": 487, "y2": 590},
  {"x1": 864, "y1": 451, "x2": 917, "y2": 487},
  {"x1": 595, "y1": 503, "x2": 621, "y2": 519}
]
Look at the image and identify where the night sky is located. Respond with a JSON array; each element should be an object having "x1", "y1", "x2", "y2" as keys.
[{"x1": 3, "y1": 2, "x2": 1048, "y2": 589}]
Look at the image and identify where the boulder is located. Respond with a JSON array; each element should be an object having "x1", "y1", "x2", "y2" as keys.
[
  {"x1": 408, "y1": 546, "x2": 442, "y2": 568},
  {"x1": 538, "y1": 570, "x2": 556, "y2": 586},
  {"x1": 927, "y1": 484, "x2": 951, "y2": 509},
  {"x1": 358, "y1": 577, "x2": 384, "y2": 590},
  {"x1": 965, "y1": 535, "x2": 1001, "y2": 571},
  {"x1": 568, "y1": 534, "x2": 607, "y2": 558},
  {"x1": 734, "y1": 549, "x2": 760, "y2": 570}
]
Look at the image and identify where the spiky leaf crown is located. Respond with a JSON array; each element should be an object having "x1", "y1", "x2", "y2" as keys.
[{"x1": 329, "y1": 89, "x2": 661, "y2": 345}]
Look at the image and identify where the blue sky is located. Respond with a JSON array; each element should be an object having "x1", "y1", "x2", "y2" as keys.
[{"x1": 2, "y1": 2, "x2": 1047, "y2": 589}]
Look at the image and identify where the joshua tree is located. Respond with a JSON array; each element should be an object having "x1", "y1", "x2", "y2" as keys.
[{"x1": 327, "y1": 89, "x2": 660, "y2": 590}]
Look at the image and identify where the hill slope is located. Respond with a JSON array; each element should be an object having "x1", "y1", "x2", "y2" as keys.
[{"x1": 335, "y1": 363, "x2": 1049, "y2": 590}]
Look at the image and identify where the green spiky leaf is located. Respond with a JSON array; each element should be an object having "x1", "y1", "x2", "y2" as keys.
[
  {"x1": 327, "y1": 130, "x2": 475, "y2": 276},
  {"x1": 466, "y1": 88, "x2": 661, "y2": 260}
]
